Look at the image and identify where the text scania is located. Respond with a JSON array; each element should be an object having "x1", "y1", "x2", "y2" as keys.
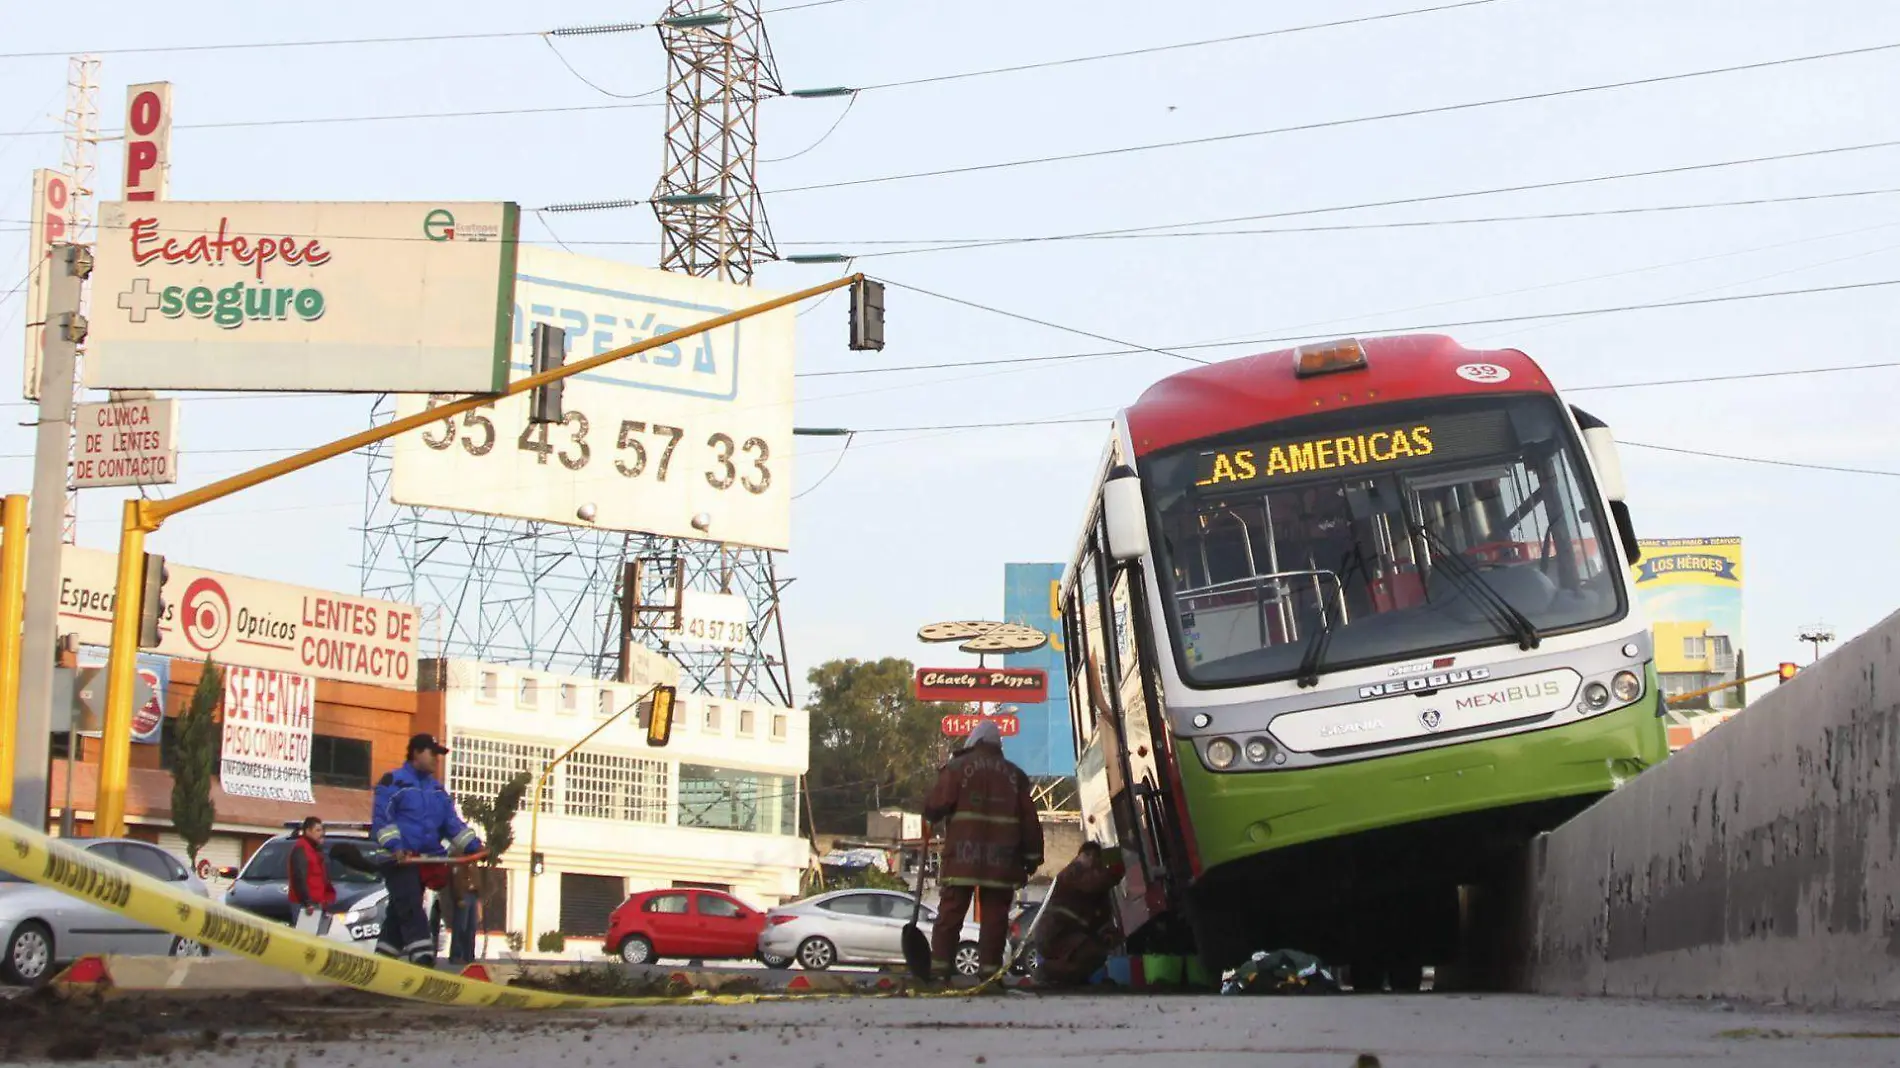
[{"x1": 1359, "y1": 667, "x2": 1492, "y2": 700}]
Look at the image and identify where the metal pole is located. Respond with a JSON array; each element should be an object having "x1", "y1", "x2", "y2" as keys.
[
  {"x1": 523, "y1": 772, "x2": 549, "y2": 953},
  {"x1": 14, "y1": 244, "x2": 87, "y2": 829},
  {"x1": 0, "y1": 494, "x2": 29, "y2": 815},
  {"x1": 91, "y1": 502, "x2": 146, "y2": 836},
  {"x1": 90, "y1": 277, "x2": 858, "y2": 832}
]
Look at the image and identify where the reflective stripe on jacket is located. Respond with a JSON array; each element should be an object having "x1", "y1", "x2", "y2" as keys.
[
  {"x1": 924, "y1": 745, "x2": 1043, "y2": 888},
  {"x1": 371, "y1": 763, "x2": 482, "y2": 857}
]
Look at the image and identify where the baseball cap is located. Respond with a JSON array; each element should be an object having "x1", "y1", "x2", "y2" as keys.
[
  {"x1": 407, "y1": 733, "x2": 450, "y2": 756},
  {"x1": 964, "y1": 719, "x2": 1003, "y2": 750}
]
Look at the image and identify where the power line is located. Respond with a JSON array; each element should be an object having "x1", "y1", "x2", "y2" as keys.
[
  {"x1": 880, "y1": 278, "x2": 1208, "y2": 365},
  {"x1": 1623, "y1": 441, "x2": 1900, "y2": 477},
  {"x1": 1571, "y1": 361, "x2": 1900, "y2": 393},
  {"x1": 539, "y1": 36, "x2": 666, "y2": 101},
  {"x1": 0, "y1": 29, "x2": 547, "y2": 61},
  {"x1": 802, "y1": 273, "x2": 1900, "y2": 377},
  {"x1": 768, "y1": 41, "x2": 1900, "y2": 195},
  {"x1": 855, "y1": 0, "x2": 1516, "y2": 92}
]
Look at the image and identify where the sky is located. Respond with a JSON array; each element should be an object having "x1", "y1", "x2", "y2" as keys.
[{"x1": 2, "y1": 0, "x2": 1896, "y2": 702}]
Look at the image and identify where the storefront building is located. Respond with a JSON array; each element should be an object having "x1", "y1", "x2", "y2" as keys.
[{"x1": 416, "y1": 654, "x2": 811, "y2": 954}]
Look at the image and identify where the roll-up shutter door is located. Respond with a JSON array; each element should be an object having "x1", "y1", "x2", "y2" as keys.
[{"x1": 558, "y1": 873, "x2": 625, "y2": 937}]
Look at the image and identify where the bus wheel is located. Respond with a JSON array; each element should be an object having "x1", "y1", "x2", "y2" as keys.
[
  {"x1": 1388, "y1": 962, "x2": 1425, "y2": 992},
  {"x1": 1186, "y1": 897, "x2": 1247, "y2": 977},
  {"x1": 1346, "y1": 961, "x2": 1385, "y2": 993}
]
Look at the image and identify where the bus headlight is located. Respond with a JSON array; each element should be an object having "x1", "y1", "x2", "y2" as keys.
[
  {"x1": 1206, "y1": 738, "x2": 1238, "y2": 769},
  {"x1": 1244, "y1": 738, "x2": 1276, "y2": 764},
  {"x1": 1611, "y1": 670, "x2": 1642, "y2": 703},
  {"x1": 1582, "y1": 682, "x2": 1611, "y2": 711}
]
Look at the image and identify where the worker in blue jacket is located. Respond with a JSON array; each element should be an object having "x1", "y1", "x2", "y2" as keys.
[{"x1": 371, "y1": 734, "x2": 482, "y2": 966}]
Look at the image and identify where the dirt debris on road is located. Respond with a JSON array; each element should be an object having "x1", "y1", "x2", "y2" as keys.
[{"x1": 0, "y1": 986, "x2": 432, "y2": 1062}]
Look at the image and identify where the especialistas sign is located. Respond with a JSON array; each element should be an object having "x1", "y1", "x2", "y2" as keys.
[
  {"x1": 85, "y1": 200, "x2": 519, "y2": 393},
  {"x1": 57, "y1": 546, "x2": 422, "y2": 689}
]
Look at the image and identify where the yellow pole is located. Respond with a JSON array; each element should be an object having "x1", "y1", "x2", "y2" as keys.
[
  {"x1": 522, "y1": 684, "x2": 661, "y2": 952},
  {"x1": 1664, "y1": 667, "x2": 1782, "y2": 707},
  {"x1": 93, "y1": 501, "x2": 151, "y2": 836},
  {"x1": 0, "y1": 494, "x2": 29, "y2": 815},
  {"x1": 92, "y1": 274, "x2": 858, "y2": 841}
]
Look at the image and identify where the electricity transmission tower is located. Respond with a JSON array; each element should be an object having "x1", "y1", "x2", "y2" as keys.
[{"x1": 362, "y1": 1, "x2": 796, "y2": 705}]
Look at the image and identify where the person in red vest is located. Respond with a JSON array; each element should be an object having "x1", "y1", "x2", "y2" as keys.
[{"x1": 288, "y1": 817, "x2": 339, "y2": 937}]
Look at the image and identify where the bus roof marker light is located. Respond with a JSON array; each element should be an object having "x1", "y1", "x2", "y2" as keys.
[{"x1": 1293, "y1": 338, "x2": 1369, "y2": 379}]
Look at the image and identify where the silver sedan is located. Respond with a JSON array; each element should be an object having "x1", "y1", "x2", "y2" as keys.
[
  {"x1": 1, "y1": 838, "x2": 210, "y2": 986},
  {"x1": 758, "y1": 888, "x2": 987, "y2": 976}
]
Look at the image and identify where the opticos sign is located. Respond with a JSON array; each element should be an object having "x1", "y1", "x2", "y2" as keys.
[
  {"x1": 86, "y1": 200, "x2": 519, "y2": 393},
  {"x1": 56, "y1": 546, "x2": 422, "y2": 689}
]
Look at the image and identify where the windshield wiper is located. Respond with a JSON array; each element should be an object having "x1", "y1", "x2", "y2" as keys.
[
  {"x1": 1411, "y1": 522, "x2": 1541, "y2": 651},
  {"x1": 1295, "y1": 546, "x2": 1364, "y2": 689}
]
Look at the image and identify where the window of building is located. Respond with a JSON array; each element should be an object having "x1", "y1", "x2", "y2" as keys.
[
  {"x1": 517, "y1": 677, "x2": 540, "y2": 708},
  {"x1": 1683, "y1": 636, "x2": 1705, "y2": 658},
  {"x1": 562, "y1": 750, "x2": 670, "y2": 824},
  {"x1": 447, "y1": 735, "x2": 556, "y2": 813},
  {"x1": 703, "y1": 704, "x2": 721, "y2": 733},
  {"x1": 597, "y1": 690, "x2": 617, "y2": 718},
  {"x1": 310, "y1": 735, "x2": 374, "y2": 789},
  {"x1": 559, "y1": 684, "x2": 579, "y2": 713},
  {"x1": 771, "y1": 714, "x2": 788, "y2": 741},
  {"x1": 738, "y1": 708, "x2": 755, "y2": 736},
  {"x1": 676, "y1": 764, "x2": 797, "y2": 836},
  {"x1": 478, "y1": 672, "x2": 499, "y2": 702}
]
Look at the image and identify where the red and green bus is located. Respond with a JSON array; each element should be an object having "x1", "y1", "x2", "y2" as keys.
[{"x1": 1058, "y1": 334, "x2": 1667, "y2": 988}]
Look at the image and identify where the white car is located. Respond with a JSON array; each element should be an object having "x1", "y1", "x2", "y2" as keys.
[
  {"x1": 1, "y1": 838, "x2": 210, "y2": 986},
  {"x1": 758, "y1": 888, "x2": 986, "y2": 976}
]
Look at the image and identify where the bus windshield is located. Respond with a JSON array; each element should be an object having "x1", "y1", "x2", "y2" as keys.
[{"x1": 1144, "y1": 393, "x2": 1622, "y2": 687}]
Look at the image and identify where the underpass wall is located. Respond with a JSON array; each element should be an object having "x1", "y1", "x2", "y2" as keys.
[{"x1": 1522, "y1": 609, "x2": 1900, "y2": 1007}]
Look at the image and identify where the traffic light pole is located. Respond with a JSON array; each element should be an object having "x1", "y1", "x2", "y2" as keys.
[
  {"x1": 88, "y1": 273, "x2": 862, "y2": 836},
  {"x1": 1664, "y1": 666, "x2": 1788, "y2": 708}
]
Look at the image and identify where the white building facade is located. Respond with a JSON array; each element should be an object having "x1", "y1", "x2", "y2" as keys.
[{"x1": 428, "y1": 654, "x2": 810, "y2": 952}]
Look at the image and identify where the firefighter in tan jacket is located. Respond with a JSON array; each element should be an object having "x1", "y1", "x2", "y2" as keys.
[{"x1": 924, "y1": 718, "x2": 1043, "y2": 979}]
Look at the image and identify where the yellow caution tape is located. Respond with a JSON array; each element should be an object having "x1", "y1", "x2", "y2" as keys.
[{"x1": 0, "y1": 815, "x2": 1038, "y2": 1007}]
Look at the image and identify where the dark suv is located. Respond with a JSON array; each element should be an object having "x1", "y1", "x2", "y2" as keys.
[{"x1": 220, "y1": 824, "x2": 389, "y2": 943}]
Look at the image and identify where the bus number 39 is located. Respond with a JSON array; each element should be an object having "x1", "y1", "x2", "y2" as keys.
[{"x1": 418, "y1": 396, "x2": 772, "y2": 494}]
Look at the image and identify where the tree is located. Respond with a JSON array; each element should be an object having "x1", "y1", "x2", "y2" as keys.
[
  {"x1": 460, "y1": 771, "x2": 530, "y2": 958},
  {"x1": 169, "y1": 659, "x2": 222, "y2": 864},
  {"x1": 803, "y1": 658, "x2": 963, "y2": 834}
]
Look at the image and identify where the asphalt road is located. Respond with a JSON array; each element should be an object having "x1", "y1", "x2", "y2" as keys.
[{"x1": 139, "y1": 991, "x2": 1900, "y2": 1068}]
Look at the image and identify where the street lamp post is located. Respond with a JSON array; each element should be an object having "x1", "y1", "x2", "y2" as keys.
[
  {"x1": 523, "y1": 684, "x2": 675, "y2": 954},
  {"x1": 1797, "y1": 624, "x2": 1836, "y2": 664}
]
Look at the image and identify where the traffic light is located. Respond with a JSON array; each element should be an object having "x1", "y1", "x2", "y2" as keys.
[
  {"x1": 644, "y1": 684, "x2": 677, "y2": 748},
  {"x1": 530, "y1": 852, "x2": 546, "y2": 877},
  {"x1": 529, "y1": 321, "x2": 565, "y2": 425},
  {"x1": 137, "y1": 552, "x2": 168, "y2": 648},
  {"x1": 1777, "y1": 662, "x2": 1799, "y2": 683},
  {"x1": 848, "y1": 278, "x2": 884, "y2": 352}
]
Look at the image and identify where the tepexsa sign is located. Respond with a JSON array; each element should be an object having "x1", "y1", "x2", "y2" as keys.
[
  {"x1": 914, "y1": 668, "x2": 1048, "y2": 704},
  {"x1": 1358, "y1": 667, "x2": 1492, "y2": 700}
]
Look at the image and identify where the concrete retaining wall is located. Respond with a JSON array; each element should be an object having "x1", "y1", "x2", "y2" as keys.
[{"x1": 1523, "y1": 609, "x2": 1900, "y2": 1007}]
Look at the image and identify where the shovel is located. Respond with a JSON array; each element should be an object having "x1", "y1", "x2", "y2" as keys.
[{"x1": 901, "y1": 828, "x2": 934, "y2": 981}]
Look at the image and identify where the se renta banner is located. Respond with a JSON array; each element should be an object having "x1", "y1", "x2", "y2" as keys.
[
  {"x1": 56, "y1": 545, "x2": 422, "y2": 690},
  {"x1": 84, "y1": 200, "x2": 519, "y2": 393},
  {"x1": 1631, "y1": 537, "x2": 1745, "y2": 712},
  {"x1": 220, "y1": 666, "x2": 315, "y2": 804},
  {"x1": 1002, "y1": 562, "x2": 1075, "y2": 777},
  {"x1": 387, "y1": 245, "x2": 796, "y2": 551}
]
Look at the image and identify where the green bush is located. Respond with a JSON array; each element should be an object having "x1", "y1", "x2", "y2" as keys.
[{"x1": 536, "y1": 930, "x2": 566, "y2": 953}]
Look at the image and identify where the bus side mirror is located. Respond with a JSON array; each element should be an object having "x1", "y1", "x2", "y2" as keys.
[
  {"x1": 1582, "y1": 426, "x2": 1626, "y2": 503},
  {"x1": 1103, "y1": 469, "x2": 1148, "y2": 562}
]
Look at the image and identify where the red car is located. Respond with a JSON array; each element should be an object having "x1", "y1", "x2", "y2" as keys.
[{"x1": 604, "y1": 888, "x2": 788, "y2": 967}]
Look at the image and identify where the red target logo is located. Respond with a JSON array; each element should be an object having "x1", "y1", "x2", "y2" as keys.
[{"x1": 181, "y1": 577, "x2": 231, "y2": 653}]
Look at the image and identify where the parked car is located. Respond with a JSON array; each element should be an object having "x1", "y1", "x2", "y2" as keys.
[
  {"x1": 1007, "y1": 899, "x2": 1044, "y2": 976},
  {"x1": 758, "y1": 888, "x2": 985, "y2": 976},
  {"x1": 1, "y1": 838, "x2": 210, "y2": 987},
  {"x1": 219, "y1": 824, "x2": 390, "y2": 948},
  {"x1": 605, "y1": 887, "x2": 782, "y2": 966}
]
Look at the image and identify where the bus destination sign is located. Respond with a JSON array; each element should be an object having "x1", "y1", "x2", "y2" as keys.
[
  {"x1": 1194, "y1": 408, "x2": 1515, "y2": 490},
  {"x1": 913, "y1": 667, "x2": 1049, "y2": 704}
]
